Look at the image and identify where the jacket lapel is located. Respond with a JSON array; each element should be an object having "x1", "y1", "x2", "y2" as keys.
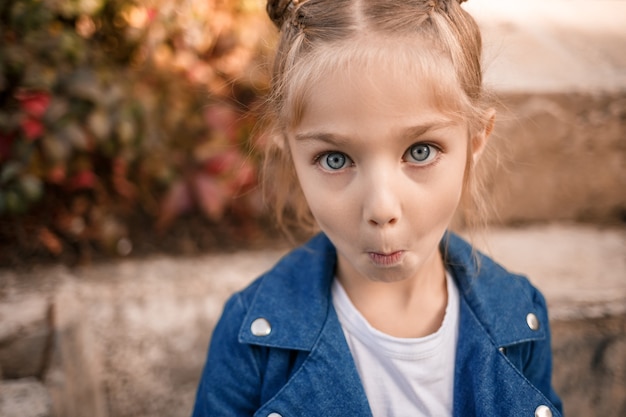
[
  {"x1": 253, "y1": 304, "x2": 373, "y2": 417},
  {"x1": 453, "y1": 296, "x2": 553, "y2": 416},
  {"x1": 445, "y1": 233, "x2": 561, "y2": 416},
  {"x1": 239, "y1": 234, "x2": 335, "y2": 351},
  {"x1": 238, "y1": 234, "x2": 374, "y2": 416}
]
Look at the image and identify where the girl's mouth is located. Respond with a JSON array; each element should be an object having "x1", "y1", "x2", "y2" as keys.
[{"x1": 368, "y1": 251, "x2": 405, "y2": 267}]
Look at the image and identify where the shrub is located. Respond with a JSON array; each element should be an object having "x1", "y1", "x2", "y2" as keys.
[{"x1": 0, "y1": 0, "x2": 273, "y2": 263}]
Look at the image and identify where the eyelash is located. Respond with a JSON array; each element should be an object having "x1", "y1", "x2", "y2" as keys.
[
  {"x1": 313, "y1": 151, "x2": 354, "y2": 171},
  {"x1": 313, "y1": 142, "x2": 442, "y2": 172}
]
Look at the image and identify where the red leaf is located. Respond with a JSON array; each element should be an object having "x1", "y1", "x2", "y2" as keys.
[
  {"x1": 194, "y1": 173, "x2": 227, "y2": 221},
  {"x1": 112, "y1": 158, "x2": 137, "y2": 200},
  {"x1": 21, "y1": 117, "x2": 44, "y2": 141},
  {"x1": 66, "y1": 170, "x2": 96, "y2": 191},
  {"x1": 156, "y1": 180, "x2": 193, "y2": 232},
  {"x1": 47, "y1": 166, "x2": 67, "y2": 184},
  {"x1": 0, "y1": 133, "x2": 15, "y2": 161},
  {"x1": 16, "y1": 91, "x2": 51, "y2": 118},
  {"x1": 231, "y1": 159, "x2": 256, "y2": 191},
  {"x1": 204, "y1": 105, "x2": 238, "y2": 142},
  {"x1": 38, "y1": 227, "x2": 63, "y2": 256},
  {"x1": 202, "y1": 149, "x2": 241, "y2": 176},
  {"x1": 146, "y1": 8, "x2": 158, "y2": 22}
]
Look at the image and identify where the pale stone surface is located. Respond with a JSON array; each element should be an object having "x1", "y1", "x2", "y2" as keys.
[
  {"x1": 473, "y1": 224, "x2": 626, "y2": 320},
  {"x1": 0, "y1": 378, "x2": 52, "y2": 417},
  {"x1": 552, "y1": 314, "x2": 626, "y2": 416},
  {"x1": 44, "y1": 283, "x2": 108, "y2": 417},
  {"x1": 487, "y1": 94, "x2": 626, "y2": 225},
  {"x1": 466, "y1": 0, "x2": 626, "y2": 93},
  {"x1": 0, "y1": 296, "x2": 50, "y2": 378},
  {"x1": 0, "y1": 296, "x2": 49, "y2": 341},
  {"x1": 72, "y1": 250, "x2": 283, "y2": 417}
]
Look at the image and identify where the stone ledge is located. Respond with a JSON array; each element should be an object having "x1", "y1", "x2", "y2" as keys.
[
  {"x1": 0, "y1": 378, "x2": 52, "y2": 417},
  {"x1": 473, "y1": 224, "x2": 626, "y2": 320},
  {"x1": 551, "y1": 314, "x2": 626, "y2": 416},
  {"x1": 0, "y1": 296, "x2": 51, "y2": 379}
]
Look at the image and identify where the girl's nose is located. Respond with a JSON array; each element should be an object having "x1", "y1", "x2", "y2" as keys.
[
  {"x1": 368, "y1": 212, "x2": 398, "y2": 227},
  {"x1": 362, "y1": 173, "x2": 401, "y2": 227}
]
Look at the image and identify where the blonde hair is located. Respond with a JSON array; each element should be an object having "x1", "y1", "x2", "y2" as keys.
[{"x1": 261, "y1": 0, "x2": 492, "y2": 237}]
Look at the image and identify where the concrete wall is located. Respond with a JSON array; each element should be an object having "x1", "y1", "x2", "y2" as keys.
[{"x1": 488, "y1": 93, "x2": 626, "y2": 225}]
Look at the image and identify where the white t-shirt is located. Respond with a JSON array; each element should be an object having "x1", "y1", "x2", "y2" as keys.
[{"x1": 331, "y1": 271, "x2": 460, "y2": 417}]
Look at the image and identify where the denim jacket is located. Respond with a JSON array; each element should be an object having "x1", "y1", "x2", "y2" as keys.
[{"x1": 192, "y1": 232, "x2": 563, "y2": 417}]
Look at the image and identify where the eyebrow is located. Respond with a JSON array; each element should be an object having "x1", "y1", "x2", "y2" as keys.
[
  {"x1": 295, "y1": 120, "x2": 456, "y2": 144},
  {"x1": 294, "y1": 132, "x2": 351, "y2": 145},
  {"x1": 400, "y1": 120, "x2": 457, "y2": 139}
]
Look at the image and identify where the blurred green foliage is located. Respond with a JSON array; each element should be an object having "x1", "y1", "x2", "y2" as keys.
[{"x1": 0, "y1": 0, "x2": 273, "y2": 260}]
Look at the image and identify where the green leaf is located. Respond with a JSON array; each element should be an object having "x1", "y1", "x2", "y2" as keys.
[
  {"x1": 41, "y1": 134, "x2": 72, "y2": 163},
  {"x1": 65, "y1": 69, "x2": 101, "y2": 102},
  {"x1": 87, "y1": 107, "x2": 112, "y2": 141},
  {"x1": 58, "y1": 123, "x2": 89, "y2": 151},
  {"x1": 19, "y1": 174, "x2": 44, "y2": 202},
  {"x1": 1, "y1": 162, "x2": 22, "y2": 184},
  {"x1": 4, "y1": 189, "x2": 27, "y2": 214}
]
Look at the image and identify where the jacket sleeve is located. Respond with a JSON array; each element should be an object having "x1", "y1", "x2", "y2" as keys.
[
  {"x1": 523, "y1": 287, "x2": 564, "y2": 415},
  {"x1": 191, "y1": 293, "x2": 262, "y2": 417}
]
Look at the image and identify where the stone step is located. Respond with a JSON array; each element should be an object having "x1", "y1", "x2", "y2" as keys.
[
  {"x1": 471, "y1": 225, "x2": 626, "y2": 321},
  {"x1": 0, "y1": 379, "x2": 52, "y2": 417},
  {"x1": 0, "y1": 224, "x2": 624, "y2": 417},
  {"x1": 467, "y1": 0, "x2": 626, "y2": 94},
  {"x1": 463, "y1": 0, "x2": 626, "y2": 224}
]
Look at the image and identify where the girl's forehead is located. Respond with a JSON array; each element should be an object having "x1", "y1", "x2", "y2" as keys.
[
  {"x1": 284, "y1": 36, "x2": 469, "y2": 125},
  {"x1": 304, "y1": 36, "x2": 449, "y2": 83}
]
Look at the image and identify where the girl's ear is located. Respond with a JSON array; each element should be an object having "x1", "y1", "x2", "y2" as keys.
[{"x1": 471, "y1": 108, "x2": 496, "y2": 163}]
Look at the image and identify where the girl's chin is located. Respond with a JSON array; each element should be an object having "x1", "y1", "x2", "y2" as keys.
[{"x1": 357, "y1": 262, "x2": 421, "y2": 284}]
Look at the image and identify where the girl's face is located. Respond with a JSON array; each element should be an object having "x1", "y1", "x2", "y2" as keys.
[{"x1": 288, "y1": 59, "x2": 488, "y2": 287}]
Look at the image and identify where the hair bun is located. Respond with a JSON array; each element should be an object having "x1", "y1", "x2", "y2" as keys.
[
  {"x1": 267, "y1": 0, "x2": 468, "y2": 28},
  {"x1": 267, "y1": 0, "x2": 295, "y2": 28}
]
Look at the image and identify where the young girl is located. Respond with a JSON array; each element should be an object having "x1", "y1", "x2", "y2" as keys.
[{"x1": 192, "y1": 0, "x2": 563, "y2": 416}]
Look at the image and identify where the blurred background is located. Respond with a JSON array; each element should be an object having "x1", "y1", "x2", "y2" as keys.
[
  {"x1": 0, "y1": 0, "x2": 624, "y2": 416},
  {"x1": 0, "y1": 0, "x2": 276, "y2": 266}
]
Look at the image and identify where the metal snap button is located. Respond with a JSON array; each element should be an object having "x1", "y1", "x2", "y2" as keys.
[
  {"x1": 268, "y1": 413, "x2": 282, "y2": 417},
  {"x1": 535, "y1": 405, "x2": 552, "y2": 417},
  {"x1": 251, "y1": 318, "x2": 272, "y2": 337},
  {"x1": 526, "y1": 313, "x2": 540, "y2": 331}
]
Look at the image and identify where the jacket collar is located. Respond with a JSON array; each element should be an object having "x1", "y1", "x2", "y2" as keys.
[
  {"x1": 239, "y1": 233, "x2": 336, "y2": 350},
  {"x1": 239, "y1": 232, "x2": 545, "y2": 350},
  {"x1": 443, "y1": 232, "x2": 547, "y2": 347}
]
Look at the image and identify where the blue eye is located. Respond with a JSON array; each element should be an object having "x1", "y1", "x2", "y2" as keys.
[
  {"x1": 319, "y1": 152, "x2": 350, "y2": 171},
  {"x1": 405, "y1": 144, "x2": 438, "y2": 164}
]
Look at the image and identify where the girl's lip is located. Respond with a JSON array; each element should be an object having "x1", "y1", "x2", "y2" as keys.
[{"x1": 368, "y1": 250, "x2": 405, "y2": 267}]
